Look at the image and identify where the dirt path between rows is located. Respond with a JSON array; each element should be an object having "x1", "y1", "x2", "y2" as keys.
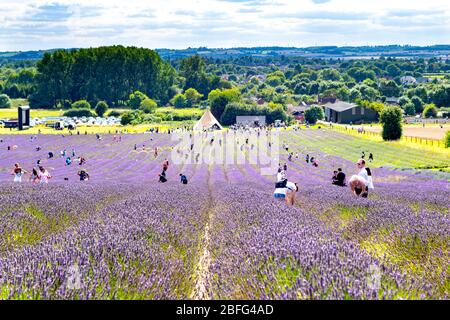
[{"x1": 190, "y1": 168, "x2": 214, "y2": 300}]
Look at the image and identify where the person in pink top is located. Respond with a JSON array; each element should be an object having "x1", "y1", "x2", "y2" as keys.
[{"x1": 37, "y1": 166, "x2": 51, "y2": 184}]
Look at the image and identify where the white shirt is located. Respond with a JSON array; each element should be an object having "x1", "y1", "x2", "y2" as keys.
[
  {"x1": 13, "y1": 172, "x2": 23, "y2": 182},
  {"x1": 277, "y1": 171, "x2": 286, "y2": 182},
  {"x1": 358, "y1": 167, "x2": 374, "y2": 189},
  {"x1": 274, "y1": 181, "x2": 297, "y2": 195}
]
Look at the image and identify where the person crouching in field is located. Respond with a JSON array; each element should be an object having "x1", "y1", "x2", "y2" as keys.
[
  {"x1": 332, "y1": 168, "x2": 346, "y2": 187},
  {"x1": 180, "y1": 173, "x2": 188, "y2": 184},
  {"x1": 356, "y1": 159, "x2": 374, "y2": 197},
  {"x1": 78, "y1": 170, "x2": 90, "y2": 181},
  {"x1": 348, "y1": 175, "x2": 368, "y2": 197},
  {"x1": 274, "y1": 178, "x2": 299, "y2": 205},
  {"x1": 158, "y1": 170, "x2": 167, "y2": 183}
]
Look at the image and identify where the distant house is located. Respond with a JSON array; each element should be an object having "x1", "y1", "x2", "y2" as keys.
[
  {"x1": 416, "y1": 77, "x2": 432, "y2": 84},
  {"x1": 287, "y1": 104, "x2": 308, "y2": 122},
  {"x1": 318, "y1": 95, "x2": 337, "y2": 104},
  {"x1": 385, "y1": 97, "x2": 400, "y2": 105},
  {"x1": 417, "y1": 76, "x2": 441, "y2": 84},
  {"x1": 236, "y1": 116, "x2": 266, "y2": 127},
  {"x1": 323, "y1": 101, "x2": 378, "y2": 124},
  {"x1": 400, "y1": 76, "x2": 417, "y2": 85}
]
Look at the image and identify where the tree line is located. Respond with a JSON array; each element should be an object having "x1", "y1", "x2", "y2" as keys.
[{"x1": 28, "y1": 46, "x2": 176, "y2": 109}]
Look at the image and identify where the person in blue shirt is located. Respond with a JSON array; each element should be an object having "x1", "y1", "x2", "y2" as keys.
[{"x1": 180, "y1": 174, "x2": 188, "y2": 184}]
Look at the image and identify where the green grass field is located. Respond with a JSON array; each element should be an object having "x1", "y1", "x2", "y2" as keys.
[
  {"x1": 0, "y1": 101, "x2": 204, "y2": 120},
  {"x1": 285, "y1": 128, "x2": 449, "y2": 170},
  {"x1": 0, "y1": 122, "x2": 195, "y2": 135},
  {"x1": 0, "y1": 104, "x2": 64, "y2": 119}
]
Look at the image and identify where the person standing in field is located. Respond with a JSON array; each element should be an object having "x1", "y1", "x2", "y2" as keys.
[
  {"x1": 277, "y1": 168, "x2": 286, "y2": 182},
  {"x1": 30, "y1": 168, "x2": 39, "y2": 184},
  {"x1": 162, "y1": 159, "x2": 169, "y2": 172},
  {"x1": 368, "y1": 153, "x2": 374, "y2": 162},
  {"x1": 356, "y1": 159, "x2": 374, "y2": 197},
  {"x1": 154, "y1": 147, "x2": 158, "y2": 158},
  {"x1": 78, "y1": 156, "x2": 86, "y2": 166},
  {"x1": 12, "y1": 164, "x2": 27, "y2": 183},
  {"x1": 37, "y1": 166, "x2": 51, "y2": 184},
  {"x1": 285, "y1": 182, "x2": 299, "y2": 205}
]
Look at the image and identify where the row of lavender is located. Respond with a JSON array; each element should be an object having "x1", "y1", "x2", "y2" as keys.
[
  {"x1": 0, "y1": 183, "x2": 210, "y2": 299},
  {"x1": 0, "y1": 132, "x2": 448, "y2": 299}
]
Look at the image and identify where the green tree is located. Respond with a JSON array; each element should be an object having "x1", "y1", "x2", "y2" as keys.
[
  {"x1": 380, "y1": 106, "x2": 403, "y2": 141},
  {"x1": 140, "y1": 98, "x2": 157, "y2": 113},
  {"x1": 347, "y1": 67, "x2": 376, "y2": 82},
  {"x1": 220, "y1": 103, "x2": 252, "y2": 125},
  {"x1": 319, "y1": 68, "x2": 341, "y2": 81},
  {"x1": 337, "y1": 87, "x2": 350, "y2": 101},
  {"x1": 386, "y1": 64, "x2": 401, "y2": 77},
  {"x1": 128, "y1": 91, "x2": 148, "y2": 109},
  {"x1": 95, "y1": 101, "x2": 108, "y2": 117},
  {"x1": 120, "y1": 111, "x2": 142, "y2": 125},
  {"x1": 422, "y1": 104, "x2": 438, "y2": 118},
  {"x1": 72, "y1": 100, "x2": 91, "y2": 109},
  {"x1": 171, "y1": 94, "x2": 187, "y2": 108},
  {"x1": 33, "y1": 46, "x2": 175, "y2": 108},
  {"x1": 208, "y1": 88, "x2": 241, "y2": 121},
  {"x1": 444, "y1": 130, "x2": 450, "y2": 148},
  {"x1": 430, "y1": 85, "x2": 450, "y2": 107},
  {"x1": 410, "y1": 96, "x2": 424, "y2": 114},
  {"x1": 403, "y1": 102, "x2": 416, "y2": 116},
  {"x1": 180, "y1": 55, "x2": 215, "y2": 96},
  {"x1": 63, "y1": 109, "x2": 95, "y2": 117},
  {"x1": 304, "y1": 106, "x2": 324, "y2": 124},
  {"x1": 0, "y1": 94, "x2": 11, "y2": 108},
  {"x1": 267, "y1": 105, "x2": 289, "y2": 124},
  {"x1": 379, "y1": 79, "x2": 400, "y2": 97},
  {"x1": 184, "y1": 88, "x2": 203, "y2": 107},
  {"x1": 398, "y1": 96, "x2": 410, "y2": 107},
  {"x1": 356, "y1": 84, "x2": 379, "y2": 102},
  {"x1": 349, "y1": 88, "x2": 362, "y2": 102}
]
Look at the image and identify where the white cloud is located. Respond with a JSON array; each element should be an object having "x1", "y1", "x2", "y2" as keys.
[{"x1": 0, "y1": 0, "x2": 449, "y2": 50}]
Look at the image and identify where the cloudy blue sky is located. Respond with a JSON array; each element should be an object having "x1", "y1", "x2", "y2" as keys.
[{"x1": 0, "y1": 0, "x2": 449, "y2": 51}]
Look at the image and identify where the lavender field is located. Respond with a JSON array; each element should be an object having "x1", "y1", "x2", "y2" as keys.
[{"x1": 0, "y1": 130, "x2": 448, "y2": 300}]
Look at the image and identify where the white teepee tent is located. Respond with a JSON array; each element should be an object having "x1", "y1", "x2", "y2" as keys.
[{"x1": 193, "y1": 110, "x2": 223, "y2": 131}]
